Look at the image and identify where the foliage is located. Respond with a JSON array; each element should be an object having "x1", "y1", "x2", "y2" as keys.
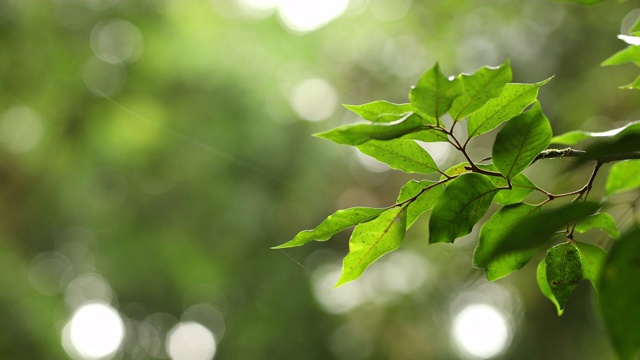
[{"x1": 275, "y1": 15, "x2": 640, "y2": 359}]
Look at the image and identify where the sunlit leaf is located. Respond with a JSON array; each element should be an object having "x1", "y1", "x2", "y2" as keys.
[
  {"x1": 409, "y1": 63, "x2": 460, "y2": 122},
  {"x1": 546, "y1": 242, "x2": 582, "y2": 313},
  {"x1": 396, "y1": 180, "x2": 445, "y2": 228},
  {"x1": 619, "y1": 75, "x2": 640, "y2": 90},
  {"x1": 272, "y1": 207, "x2": 386, "y2": 249},
  {"x1": 357, "y1": 139, "x2": 440, "y2": 174},
  {"x1": 429, "y1": 173, "x2": 497, "y2": 244},
  {"x1": 485, "y1": 202, "x2": 600, "y2": 260},
  {"x1": 574, "y1": 212, "x2": 620, "y2": 239},
  {"x1": 314, "y1": 113, "x2": 426, "y2": 145},
  {"x1": 336, "y1": 206, "x2": 407, "y2": 287},
  {"x1": 474, "y1": 203, "x2": 542, "y2": 281},
  {"x1": 402, "y1": 128, "x2": 449, "y2": 143},
  {"x1": 449, "y1": 61, "x2": 512, "y2": 121},
  {"x1": 467, "y1": 78, "x2": 552, "y2": 138},
  {"x1": 344, "y1": 101, "x2": 414, "y2": 123},
  {"x1": 600, "y1": 227, "x2": 640, "y2": 360},
  {"x1": 551, "y1": 120, "x2": 640, "y2": 145},
  {"x1": 606, "y1": 160, "x2": 640, "y2": 195},
  {"x1": 601, "y1": 45, "x2": 640, "y2": 66},
  {"x1": 574, "y1": 242, "x2": 608, "y2": 291},
  {"x1": 442, "y1": 162, "x2": 471, "y2": 178},
  {"x1": 492, "y1": 102, "x2": 552, "y2": 180},
  {"x1": 632, "y1": 19, "x2": 640, "y2": 35},
  {"x1": 537, "y1": 259, "x2": 564, "y2": 316}
]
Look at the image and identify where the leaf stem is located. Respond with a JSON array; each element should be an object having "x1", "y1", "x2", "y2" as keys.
[{"x1": 392, "y1": 176, "x2": 454, "y2": 208}]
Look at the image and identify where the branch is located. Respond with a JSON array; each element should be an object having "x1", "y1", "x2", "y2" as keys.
[{"x1": 533, "y1": 147, "x2": 640, "y2": 163}]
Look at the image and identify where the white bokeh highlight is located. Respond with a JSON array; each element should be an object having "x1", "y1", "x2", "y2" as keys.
[
  {"x1": 166, "y1": 322, "x2": 217, "y2": 360},
  {"x1": 451, "y1": 303, "x2": 511, "y2": 359},
  {"x1": 64, "y1": 302, "x2": 125, "y2": 360}
]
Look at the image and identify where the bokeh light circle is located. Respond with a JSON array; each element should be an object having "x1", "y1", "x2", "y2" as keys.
[
  {"x1": 166, "y1": 321, "x2": 216, "y2": 360},
  {"x1": 451, "y1": 303, "x2": 510, "y2": 359},
  {"x1": 67, "y1": 302, "x2": 125, "y2": 360}
]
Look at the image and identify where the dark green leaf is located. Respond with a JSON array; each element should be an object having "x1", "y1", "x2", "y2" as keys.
[
  {"x1": 409, "y1": 63, "x2": 460, "y2": 122},
  {"x1": 396, "y1": 180, "x2": 445, "y2": 228},
  {"x1": 551, "y1": 120, "x2": 640, "y2": 145},
  {"x1": 601, "y1": 45, "x2": 640, "y2": 66},
  {"x1": 478, "y1": 164, "x2": 536, "y2": 205},
  {"x1": 467, "y1": 78, "x2": 552, "y2": 138},
  {"x1": 600, "y1": 227, "x2": 640, "y2": 360},
  {"x1": 492, "y1": 102, "x2": 552, "y2": 180},
  {"x1": 606, "y1": 160, "x2": 640, "y2": 195},
  {"x1": 537, "y1": 259, "x2": 564, "y2": 316},
  {"x1": 272, "y1": 207, "x2": 386, "y2": 249},
  {"x1": 429, "y1": 173, "x2": 498, "y2": 244},
  {"x1": 546, "y1": 242, "x2": 582, "y2": 313},
  {"x1": 357, "y1": 139, "x2": 440, "y2": 174},
  {"x1": 574, "y1": 133, "x2": 640, "y2": 167},
  {"x1": 574, "y1": 212, "x2": 620, "y2": 239},
  {"x1": 485, "y1": 201, "x2": 600, "y2": 260},
  {"x1": 574, "y1": 242, "x2": 608, "y2": 291},
  {"x1": 336, "y1": 206, "x2": 407, "y2": 287},
  {"x1": 474, "y1": 203, "x2": 542, "y2": 279},
  {"x1": 344, "y1": 101, "x2": 414, "y2": 123},
  {"x1": 449, "y1": 61, "x2": 512, "y2": 121},
  {"x1": 314, "y1": 112, "x2": 426, "y2": 145}
]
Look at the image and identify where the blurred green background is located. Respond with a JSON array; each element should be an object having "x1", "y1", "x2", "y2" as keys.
[{"x1": 1, "y1": 0, "x2": 639, "y2": 359}]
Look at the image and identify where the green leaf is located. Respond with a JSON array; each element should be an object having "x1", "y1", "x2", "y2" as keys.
[
  {"x1": 619, "y1": 75, "x2": 640, "y2": 90},
  {"x1": 632, "y1": 19, "x2": 640, "y2": 35},
  {"x1": 442, "y1": 162, "x2": 471, "y2": 178},
  {"x1": 336, "y1": 206, "x2": 407, "y2": 287},
  {"x1": 272, "y1": 207, "x2": 386, "y2": 249},
  {"x1": 606, "y1": 160, "x2": 640, "y2": 195},
  {"x1": 344, "y1": 101, "x2": 414, "y2": 123},
  {"x1": 537, "y1": 259, "x2": 563, "y2": 316},
  {"x1": 409, "y1": 63, "x2": 460, "y2": 122},
  {"x1": 478, "y1": 164, "x2": 536, "y2": 205},
  {"x1": 449, "y1": 61, "x2": 512, "y2": 121},
  {"x1": 396, "y1": 180, "x2": 445, "y2": 228},
  {"x1": 574, "y1": 242, "x2": 608, "y2": 291},
  {"x1": 599, "y1": 227, "x2": 640, "y2": 360},
  {"x1": 492, "y1": 102, "x2": 552, "y2": 180},
  {"x1": 574, "y1": 212, "x2": 620, "y2": 239},
  {"x1": 357, "y1": 139, "x2": 440, "y2": 174},
  {"x1": 545, "y1": 242, "x2": 582, "y2": 313},
  {"x1": 428, "y1": 173, "x2": 498, "y2": 244},
  {"x1": 601, "y1": 45, "x2": 640, "y2": 66},
  {"x1": 575, "y1": 133, "x2": 640, "y2": 168},
  {"x1": 474, "y1": 203, "x2": 542, "y2": 280},
  {"x1": 402, "y1": 128, "x2": 449, "y2": 143},
  {"x1": 314, "y1": 113, "x2": 426, "y2": 145},
  {"x1": 467, "y1": 78, "x2": 552, "y2": 138},
  {"x1": 551, "y1": 120, "x2": 640, "y2": 145},
  {"x1": 484, "y1": 201, "x2": 600, "y2": 260}
]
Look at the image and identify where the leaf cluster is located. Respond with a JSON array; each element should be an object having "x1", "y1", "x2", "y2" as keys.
[{"x1": 275, "y1": 56, "x2": 640, "y2": 358}]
